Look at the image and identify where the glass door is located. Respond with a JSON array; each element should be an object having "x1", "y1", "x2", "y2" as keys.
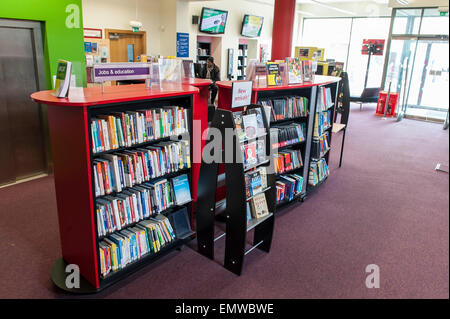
[
  {"x1": 405, "y1": 39, "x2": 449, "y2": 121},
  {"x1": 383, "y1": 7, "x2": 449, "y2": 123}
]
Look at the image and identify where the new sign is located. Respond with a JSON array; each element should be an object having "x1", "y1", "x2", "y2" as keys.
[
  {"x1": 92, "y1": 63, "x2": 151, "y2": 82},
  {"x1": 231, "y1": 81, "x2": 253, "y2": 108}
]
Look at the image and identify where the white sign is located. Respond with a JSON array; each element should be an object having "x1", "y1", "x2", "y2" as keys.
[{"x1": 231, "y1": 81, "x2": 253, "y2": 108}]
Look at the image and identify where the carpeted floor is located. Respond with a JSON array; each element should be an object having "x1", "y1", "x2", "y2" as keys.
[{"x1": 0, "y1": 104, "x2": 448, "y2": 299}]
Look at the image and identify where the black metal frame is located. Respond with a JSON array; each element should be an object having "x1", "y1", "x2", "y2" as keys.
[
  {"x1": 196, "y1": 105, "x2": 276, "y2": 276},
  {"x1": 306, "y1": 82, "x2": 339, "y2": 192}
]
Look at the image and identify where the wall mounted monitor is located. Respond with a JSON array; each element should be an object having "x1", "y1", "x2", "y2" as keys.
[
  {"x1": 199, "y1": 7, "x2": 228, "y2": 34},
  {"x1": 241, "y1": 14, "x2": 264, "y2": 38}
]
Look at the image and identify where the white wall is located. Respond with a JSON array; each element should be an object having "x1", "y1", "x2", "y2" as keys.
[
  {"x1": 187, "y1": 0, "x2": 275, "y2": 80},
  {"x1": 82, "y1": 0, "x2": 162, "y2": 55}
]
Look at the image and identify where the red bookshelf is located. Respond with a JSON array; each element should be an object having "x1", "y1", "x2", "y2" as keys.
[{"x1": 31, "y1": 82, "x2": 208, "y2": 292}]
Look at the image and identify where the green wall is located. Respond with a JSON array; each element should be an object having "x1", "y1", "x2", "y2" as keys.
[{"x1": 0, "y1": 0, "x2": 86, "y2": 88}]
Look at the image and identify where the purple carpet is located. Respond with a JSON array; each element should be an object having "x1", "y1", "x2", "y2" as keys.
[{"x1": 0, "y1": 104, "x2": 448, "y2": 299}]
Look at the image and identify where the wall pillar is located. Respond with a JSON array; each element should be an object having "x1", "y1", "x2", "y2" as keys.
[{"x1": 271, "y1": 0, "x2": 296, "y2": 60}]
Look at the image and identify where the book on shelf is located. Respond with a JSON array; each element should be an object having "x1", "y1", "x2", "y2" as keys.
[
  {"x1": 246, "y1": 107, "x2": 266, "y2": 136},
  {"x1": 285, "y1": 57, "x2": 303, "y2": 84},
  {"x1": 246, "y1": 202, "x2": 252, "y2": 226},
  {"x1": 274, "y1": 149, "x2": 303, "y2": 174},
  {"x1": 317, "y1": 87, "x2": 334, "y2": 111},
  {"x1": 266, "y1": 62, "x2": 282, "y2": 86},
  {"x1": 259, "y1": 96, "x2": 308, "y2": 122},
  {"x1": 241, "y1": 141, "x2": 258, "y2": 167},
  {"x1": 233, "y1": 111, "x2": 246, "y2": 142},
  {"x1": 308, "y1": 158, "x2": 329, "y2": 186},
  {"x1": 93, "y1": 140, "x2": 191, "y2": 197},
  {"x1": 242, "y1": 113, "x2": 258, "y2": 140},
  {"x1": 270, "y1": 123, "x2": 305, "y2": 149},
  {"x1": 96, "y1": 171, "x2": 191, "y2": 238},
  {"x1": 53, "y1": 59, "x2": 72, "y2": 98},
  {"x1": 249, "y1": 193, "x2": 270, "y2": 219},
  {"x1": 276, "y1": 174, "x2": 303, "y2": 203},
  {"x1": 311, "y1": 132, "x2": 330, "y2": 159},
  {"x1": 313, "y1": 110, "x2": 332, "y2": 137},
  {"x1": 99, "y1": 213, "x2": 178, "y2": 277},
  {"x1": 171, "y1": 174, "x2": 192, "y2": 205},
  {"x1": 90, "y1": 106, "x2": 189, "y2": 154},
  {"x1": 244, "y1": 167, "x2": 268, "y2": 199}
]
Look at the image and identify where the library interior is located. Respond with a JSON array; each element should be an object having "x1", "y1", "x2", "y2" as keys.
[{"x1": 0, "y1": 0, "x2": 448, "y2": 300}]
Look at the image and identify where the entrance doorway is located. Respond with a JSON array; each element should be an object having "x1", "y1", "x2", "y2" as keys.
[
  {"x1": 105, "y1": 29, "x2": 146, "y2": 62},
  {"x1": 383, "y1": 7, "x2": 449, "y2": 123},
  {"x1": 0, "y1": 19, "x2": 49, "y2": 187}
]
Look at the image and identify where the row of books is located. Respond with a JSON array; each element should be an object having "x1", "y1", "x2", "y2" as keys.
[
  {"x1": 246, "y1": 193, "x2": 270, "y2": 226},
  {"x1": 96, "y1": 174, "x2": 191, "y2": 237},
  {"x1": 93, "y1": 140, "x2": 190, "y2": 197},
  {"x1": 245, "y1": 167, "x2": 268, "y2": 199},
  {"x1": 90, "y1": 107, "x2": 189, "y2": 154},
  {"x1": 311, "y1": 132, "x2": 330, "y2": 159},
  {"x1": 274, "y1": 149, "x2": 303, "y2": 174},
  {"x1": 270, "y1": 123, "x2": 305, "y2": 149},
  {"x1": 317, "y1": 87, "x2": 334, "y2": 112},
  {"x1": 99, "y1": 214, "x2": 176, "y2": 277},
  {"x1": 308, "y1": 158, "x2": 329, "y2": 186},
  {"x1": 276, "y1": 174, "x2": 304, "y2": 203},
  {"x1": 233, "y1": 108, "x2": 266, "y2": 141},
  {"x1": 313, "y1": 110, "x2": 332, "y2": 138},
  {"x1": 259, "y1": 96, "x2": 308, "y2": 122}
]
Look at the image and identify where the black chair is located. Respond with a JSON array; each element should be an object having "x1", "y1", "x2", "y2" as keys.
[
  {"x1": 350, "y1": 87, "x2": 381, "y2": 111},
  {"x1": 333, "y1": 71, "x2": 350, "y2": 167}
]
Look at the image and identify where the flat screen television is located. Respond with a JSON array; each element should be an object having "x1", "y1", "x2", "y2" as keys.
[
  {"x1": 199, "y1": 7, "x2": 228, "y2": 34},
  {"x1": 241, "y1": 14, "x2": 264, "y2": 37}
]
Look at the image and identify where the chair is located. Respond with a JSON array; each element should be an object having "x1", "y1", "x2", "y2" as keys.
[
  {"x1": 333, "y1": 72, "x2": 350, "y2": 167},
  {"x1": 350, "y1": 87, "x2": 381, "y2": 111}
]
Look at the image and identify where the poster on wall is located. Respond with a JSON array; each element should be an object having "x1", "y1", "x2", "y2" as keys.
[{"x1": 176, "y1": 32, "x2": 189, "y2": 58}]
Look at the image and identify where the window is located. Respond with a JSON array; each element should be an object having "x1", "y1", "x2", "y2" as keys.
[
  {"x1": 301, "y1": 18, "x2": 352, "y2": 64},
  {"x1": 301, "y1": 16, "x2": 391, "y2": 96}
]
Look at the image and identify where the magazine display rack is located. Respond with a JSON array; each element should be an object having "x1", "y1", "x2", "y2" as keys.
[{"x1": 196, "y1": 105, "x2": 276, "y2": 276}]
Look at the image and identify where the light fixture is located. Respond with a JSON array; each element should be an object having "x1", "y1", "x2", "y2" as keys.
[{"x1": 396, "y1": 0, "x2": 409, "y2": 5}]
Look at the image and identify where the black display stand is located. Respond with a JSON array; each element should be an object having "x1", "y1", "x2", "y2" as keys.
[{"x1": 196, "y1": 105, "x2": 276, "y2": 276}]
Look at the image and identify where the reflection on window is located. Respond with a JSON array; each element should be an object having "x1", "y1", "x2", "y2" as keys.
[
  {"x1": 420, "y1": 8, "x2": 449, "y2": 35},
  {"x1": 392, "y1": 9, "x2": 421, "y2": 35}
]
